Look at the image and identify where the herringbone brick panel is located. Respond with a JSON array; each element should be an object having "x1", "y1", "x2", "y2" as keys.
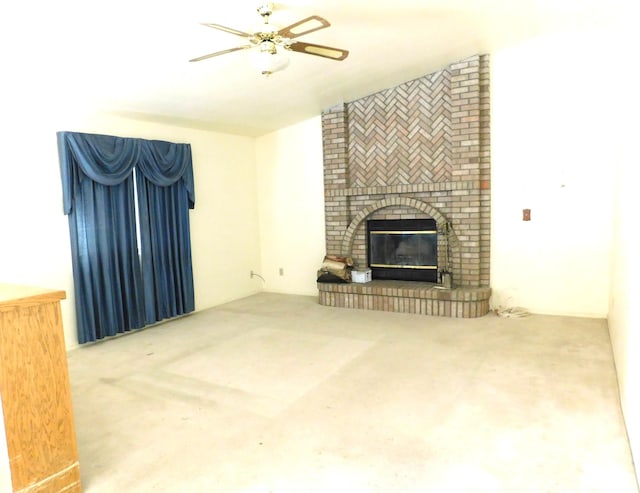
[{"x1": 347, "y1": 70, "x2": 452, "y2": 187}]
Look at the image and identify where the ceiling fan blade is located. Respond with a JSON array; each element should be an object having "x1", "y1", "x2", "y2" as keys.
[
  {"x1": 287, "y1": 41, "x2": 349, "y2": 61},
  {"x1": 189, "y1": 45, "x2": 252, "y2": 62},
  {"x1": 277, "y1": 15, "x2": 330, "y2": 39},
  {"x1": 201, "y1": 23, "x2": 251, "y2": 38}
]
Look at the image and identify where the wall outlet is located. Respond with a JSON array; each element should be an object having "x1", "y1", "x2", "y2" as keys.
[
  {"x1": 250, "y1": 270, "x2": 254, "y2": 278},
  {"x1": 279, "y1": 267, "x2": 284, "y2": 276}
]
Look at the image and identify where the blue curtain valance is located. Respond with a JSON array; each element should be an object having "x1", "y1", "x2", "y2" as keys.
[
  {"x1": 57, "y1": 131, "x2": 195, "y2": 214},
  {"x1": 139, "y1": 140, "x2": 195, "y2": 208}
]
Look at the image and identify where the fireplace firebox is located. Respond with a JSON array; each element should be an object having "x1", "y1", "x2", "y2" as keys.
[{"x1": 367, "y1": 219, "x2": 438, "y2": 282}]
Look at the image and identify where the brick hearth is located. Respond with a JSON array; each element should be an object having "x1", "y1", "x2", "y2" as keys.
[
  {"x1": 319, "y1": 54, "x2": 491, "y2": 318},
  {"x1": 318, "y1": 281, "x2": 491, "y2": 318}
]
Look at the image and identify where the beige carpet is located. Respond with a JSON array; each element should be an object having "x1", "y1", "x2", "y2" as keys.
[{"x1": 67, "y1": 293, "x2": 638, "y2": 492}]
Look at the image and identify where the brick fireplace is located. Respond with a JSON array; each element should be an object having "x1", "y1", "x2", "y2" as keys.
[{"x1": 318, "y1": 54, "x2": 491, "y2": 317}]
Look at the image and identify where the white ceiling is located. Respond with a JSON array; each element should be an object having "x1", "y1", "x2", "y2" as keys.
[{"x1": 6, "y1": 0, "x2": 628, "y2": 136}]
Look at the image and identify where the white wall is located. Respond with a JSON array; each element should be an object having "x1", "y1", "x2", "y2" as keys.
[
  {"x1": 493, "y1": 17, "x2": 639, "y2": 473},
  {"x1": 255, "y1": 117, "x2": 326, "y2": 295},
  {"x1": 490, "y1": 29, "x2": 617, "y2": 317},
  {"x1": 0, "y1": 104, "x2": 260, "y2": 349},
  {"x1": 608, "y1": 22, "x2": 640, "y2": 471},
  {"x1": 609, "y1": 153, "x2": 640, "y2": 476}
]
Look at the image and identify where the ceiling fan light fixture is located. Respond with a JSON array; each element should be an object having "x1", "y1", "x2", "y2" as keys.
[{"x1": 251, "y1": 41, "x2": 289, "y2": 76}]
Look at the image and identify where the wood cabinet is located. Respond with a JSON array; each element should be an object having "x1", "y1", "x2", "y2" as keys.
[{"x1": 0, "y1": 284, "x2": 81, "y2": 492}]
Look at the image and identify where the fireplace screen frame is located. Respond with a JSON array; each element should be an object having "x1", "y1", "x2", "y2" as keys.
[{"x1": 367, "y1": 218, "x2": 438, "y2": 282}]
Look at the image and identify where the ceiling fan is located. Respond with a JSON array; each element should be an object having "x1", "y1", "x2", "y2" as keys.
[{"x1": 190, "y1": 2, "x2": 349, "y2": 75}]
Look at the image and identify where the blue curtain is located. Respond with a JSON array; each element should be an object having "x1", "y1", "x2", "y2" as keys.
[
  {"x1": 57, "y1": 131, "x2": 195, "y2": 344},
  {"x1": 137, "y1": 140, "x2": 195, "y2": 324}
]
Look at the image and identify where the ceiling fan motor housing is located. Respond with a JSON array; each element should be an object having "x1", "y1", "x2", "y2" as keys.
[{"x1": 259, "y1": 40, "x2": 277, "y2": 55}]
